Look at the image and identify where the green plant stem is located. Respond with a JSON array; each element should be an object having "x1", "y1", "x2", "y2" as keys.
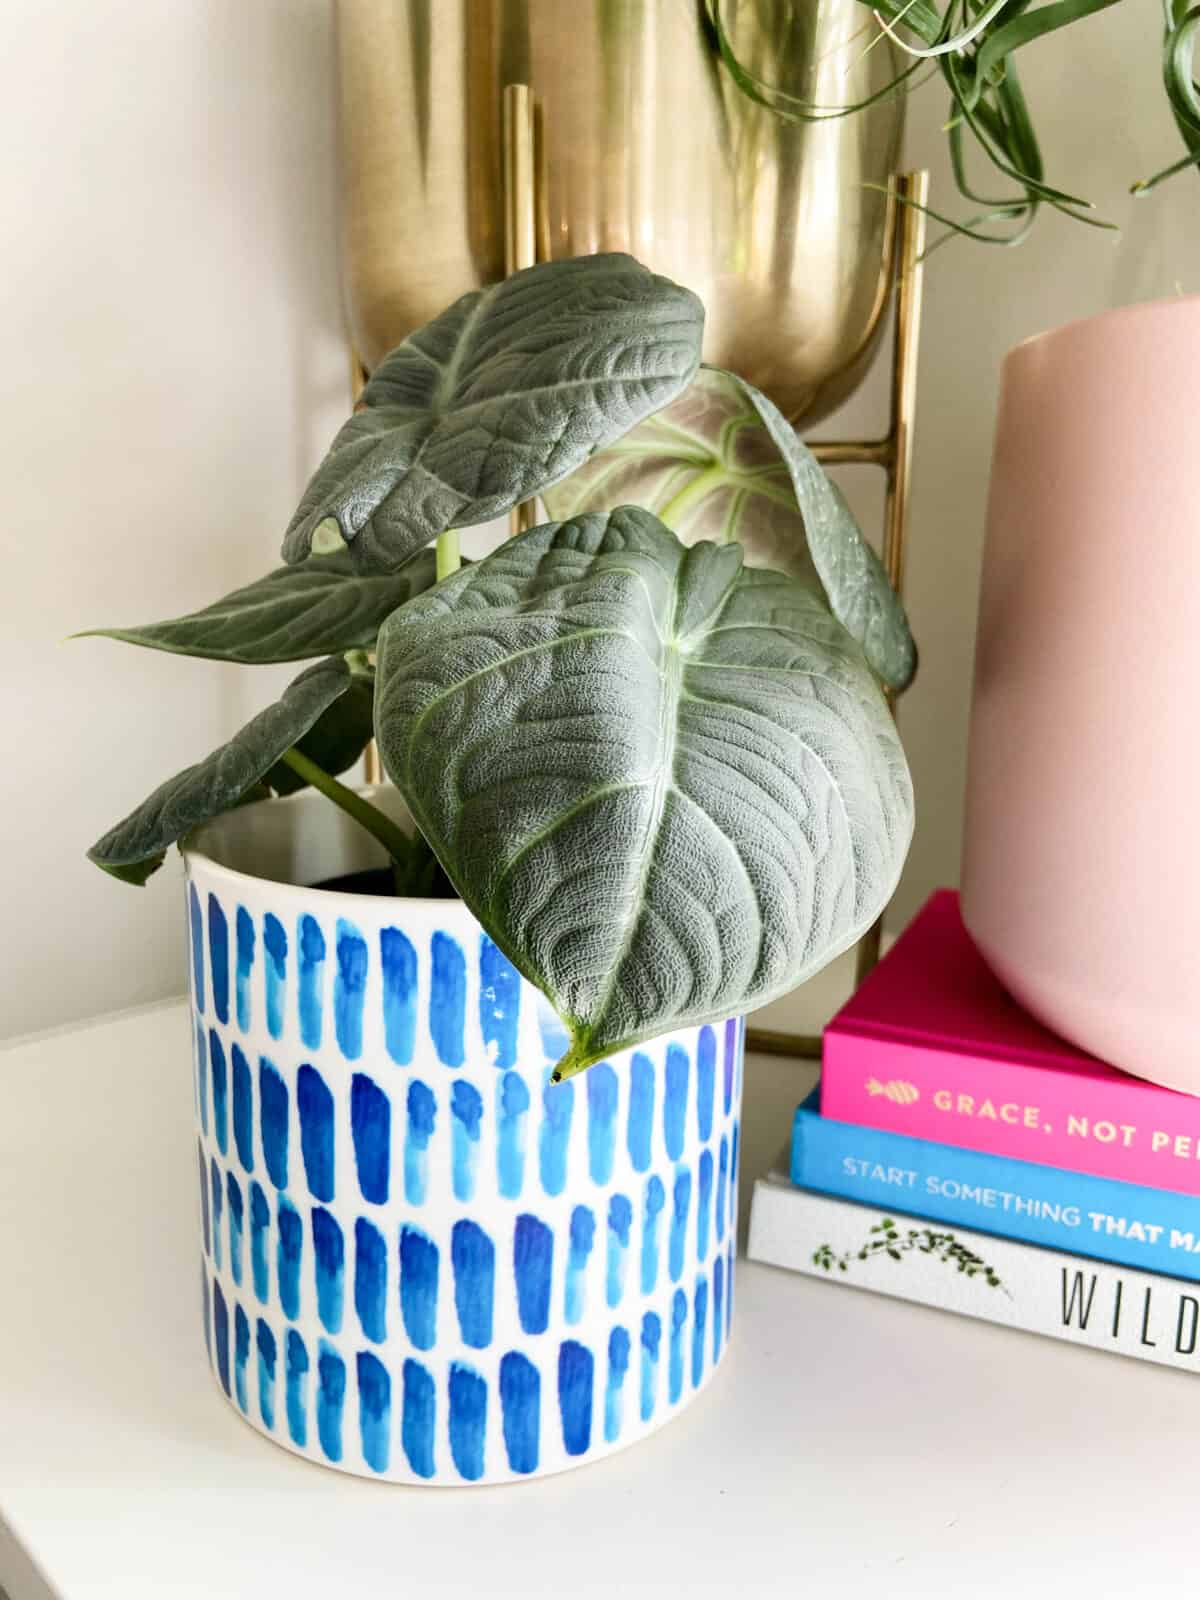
[
  {"x1": 279, "y1": 747, "x2": 414, "y2": 875},
  {"x1": 436, "y1": 527, "x2": 462, "y2": 581},
  {"x1": 656, "y1": 464, "x2": 734, "y2": 532}
]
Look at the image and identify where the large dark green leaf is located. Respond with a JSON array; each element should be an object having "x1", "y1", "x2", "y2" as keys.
[
  {"x1": 375, "y1": 507, "x2": 913, "y2": 1077},
  {"x1": 88, "y1": 657, "x2": 359, "y2": 884},
  {"x1": 265, "y1": 664, "x2": 375, "y2": 795},
  {"x1": 75, "y1": 550, "x2": 437, "y2": 663},
  {"x1": 281, "y1": 253, "x2": 704, "y2": 573},
  {"x1": 543, "y1": 366, "x2": 916, "y2": 691}
]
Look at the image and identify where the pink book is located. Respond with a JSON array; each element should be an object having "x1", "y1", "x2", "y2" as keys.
[{"x1": 821, "y1": 890, "x2": 1200, "y2": 1196}]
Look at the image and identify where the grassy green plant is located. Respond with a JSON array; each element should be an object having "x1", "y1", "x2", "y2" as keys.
[{"x1": 708, "y1": 0, "x2": 1200, "y2": 247}]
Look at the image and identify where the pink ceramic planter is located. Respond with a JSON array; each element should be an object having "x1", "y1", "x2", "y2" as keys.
[{"x1": 961, "y1": 296, "x2": 1200, "y2": 1096}]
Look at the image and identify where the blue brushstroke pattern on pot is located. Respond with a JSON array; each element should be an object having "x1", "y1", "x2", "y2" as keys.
[{"x1": 185, "y1": 805, "x2": 743, "y2": 1485}]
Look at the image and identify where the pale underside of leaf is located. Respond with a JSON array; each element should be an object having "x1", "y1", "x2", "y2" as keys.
[
  {"x1": 542, "y1": 366, "x2": 916, "y2": 692},
  {"x1": 282, "y1": 253, "x2": 704, "y2": 574},
  {"x1": 542, "y1": 366, "x2": 819, "y2": 579},
  {"x1": 88, "y1": 657, "x2": 356, "y2": 883},
  {"x1": 75, "y1": 550, "x2": 438, "y2": 664},
  {"x1": 375, "y1": 507, "x2": 913, "y2": 1076}
]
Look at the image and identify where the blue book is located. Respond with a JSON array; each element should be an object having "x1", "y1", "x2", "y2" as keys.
[{"x1": 791, "y1": 1089, "x2": 1200, "y2": 1283}]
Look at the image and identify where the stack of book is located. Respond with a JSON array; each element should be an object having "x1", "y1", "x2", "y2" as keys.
[{"x1": 749, "y1": 890, "x2": 1200, "y2": 1372}]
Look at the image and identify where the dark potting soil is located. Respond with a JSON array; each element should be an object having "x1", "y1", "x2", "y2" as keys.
[
  {"x1": 313, "y1": 864, "x2": 456, "y2": 898},
  {"x1": 313, "y1": 866, "x2": 399, "y2": 897}
]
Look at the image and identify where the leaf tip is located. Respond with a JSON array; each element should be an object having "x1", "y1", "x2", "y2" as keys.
[
  {"x1": 86, "y1": 847, "x2": 167, "y2": 887},
  {"x1": 879, "y1": 634, "x2": 918, "y2": 695},
  {"x1": 551, "y1": 1038, "x2": 596, "y2": 1084}
]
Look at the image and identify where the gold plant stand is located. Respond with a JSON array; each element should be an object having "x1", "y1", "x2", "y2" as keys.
[
  {"x1": 748, "y1": 167, "x2": 928, "y2": 1059},
  {"x1": 354, "y1": 85, "x2": 928, "y2": 1060}
]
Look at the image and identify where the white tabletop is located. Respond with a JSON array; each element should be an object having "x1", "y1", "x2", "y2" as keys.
[{"x1": 2, "y1": 997, "x2": 1198, "y2": 1600}]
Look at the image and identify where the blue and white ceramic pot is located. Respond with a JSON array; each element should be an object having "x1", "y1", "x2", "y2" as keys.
[{"x1": 183, "y1": 788, "x2": 743, "y2": 1485}]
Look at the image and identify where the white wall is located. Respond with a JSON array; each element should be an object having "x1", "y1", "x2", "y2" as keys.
[
  {"x1": 3, "y1": 2, "x2": 1196, "y2": 1039},
  {"x1": 1, "y1": 2, "x2": 346, "y2": 1038}
]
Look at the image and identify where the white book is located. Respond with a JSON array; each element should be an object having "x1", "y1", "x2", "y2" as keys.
[{"x1": 749, "y1": 1164, "x2": 1200, "y2": 1374}]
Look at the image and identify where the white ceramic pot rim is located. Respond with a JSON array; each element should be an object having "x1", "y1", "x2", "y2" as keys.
[{"x1": 183, "y1": 785, "x2": 456, "y2": 914}]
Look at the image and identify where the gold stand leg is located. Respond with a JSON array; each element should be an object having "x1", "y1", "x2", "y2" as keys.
[
  {"x1": 362, "y1": 730, "x2": 383, "y2": 789},
  {"x1": 852, "y1": 168, "x2": 928, "y2": 988},
  {"x1": 504, "y1": 84, "x2": 540, "y2": 538},
  {"x1": 746, "y1": 169, "x2": 928, "y2": 1060},
  {"x1": 345, "y1": 346, "x2": 386, "y2": 788}
]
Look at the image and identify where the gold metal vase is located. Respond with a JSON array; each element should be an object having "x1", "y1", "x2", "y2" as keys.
[{"x1": 336, "y1": 0, "x2": 904, "y2": 423}]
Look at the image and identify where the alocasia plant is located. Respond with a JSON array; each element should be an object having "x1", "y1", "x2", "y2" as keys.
[{"x1": 82, "y1": 251, "x2": 915, "y2": 1079}]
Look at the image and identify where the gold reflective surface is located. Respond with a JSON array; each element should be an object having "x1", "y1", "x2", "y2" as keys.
[{"x1": 337, "y1": 0, "x2": 903, "y2": 421}]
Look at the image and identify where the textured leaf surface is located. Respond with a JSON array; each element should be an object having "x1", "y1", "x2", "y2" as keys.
[
  {"x1": 375, "y1": 508, "x2": 913, "y2": 1075},
  {"x1": 282, "y1": 253, "x2": 704, "y2": 572},
  {"x1": 265, "y1": 663, "x2": 376, "y2": 795},
  {"x1": 88, "y1": 658, "x2": 356, "y2": 882},
  {"x1": 543, "y1": 367, "x2": 916, "y2": 690},
  {"x1": 740, "y1": 377, "x2": 916, "y2": 691},
  {"x1": 77, "y1": 550, "x2": 437, "y2": 663}
]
